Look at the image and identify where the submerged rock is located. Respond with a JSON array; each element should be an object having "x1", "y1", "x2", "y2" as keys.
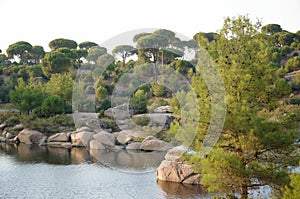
[{"x1": 156, "y1": 146, "x2": 201, "y2": 185}]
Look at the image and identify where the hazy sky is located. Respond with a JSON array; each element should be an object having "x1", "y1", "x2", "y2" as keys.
[{"x1": 0, "y1": 0, "x2": 299, "y2": 52}]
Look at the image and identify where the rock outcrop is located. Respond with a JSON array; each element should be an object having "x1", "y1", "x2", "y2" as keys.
[
  {"x1": 71, "y1": 130, "x2": 95, "y2": 147},
  {"x1": 156, "y1": 146, "x2": 201, "y2": 184},
  {"x1": 154, "y1": 105, "x2": 172, "y2": 113},
  {"x1": 140, "y1": 136, "x2": 173, "y2": 151},
  {"x1": 17, "y1": 129, "x2": 46, "y2": 145},
  {"x1": 89, "y1": 131, "x2": 116, "y2": 150},
  {"x1": 48, "y1": 133, "x2": 69, "y2": 142}
]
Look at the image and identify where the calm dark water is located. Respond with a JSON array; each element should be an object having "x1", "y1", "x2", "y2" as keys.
[{"x1": 0, "y1": 143, "x2": 208, "y2": 199}]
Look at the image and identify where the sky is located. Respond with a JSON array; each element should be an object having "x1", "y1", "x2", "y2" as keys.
[{"x1": 0, "y1": 0, "x2": 299, "y2": 53}]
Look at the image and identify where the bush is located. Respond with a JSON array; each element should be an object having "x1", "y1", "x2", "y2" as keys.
[
  {"x1": 289, "y1": 97, "x2": 300, "y2": 105},
  {"x1": 281, "y1": 46, "x2": 293, "y2": 57},
  {"x1": 41, "y1": 96, "x2": 65, "y2": 117},
  {"x1": 291, "y1": 73, "x2": 300, "y2": 90},
  {"x1": 285, "y1": 56, "x2": 300, "y2": 72},
  {"x1": 130, "y1": 89, "x2": 148, "y2": 114},
  {"x1": 151, "y1": 83, "x2": 166, "y2": 97},
  {"x1": 100, "y1": 117, "x2": 120, "y2": 132},
  {"x1": 133, "y1": 115, "x2": 150, "y2": 126},
  {"x1": 97, "y1": 99, "x2": 111, "y2": 117}
]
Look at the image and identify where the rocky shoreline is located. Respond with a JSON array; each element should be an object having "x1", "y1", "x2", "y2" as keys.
[{"x1": 0, "y1": 105, "x2": 201, "y2": 185}]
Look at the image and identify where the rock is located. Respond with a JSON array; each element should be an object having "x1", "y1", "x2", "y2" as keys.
[
  {"x1": 61, "y1": 142, "x2": 72, "y2": 149},
  {"x1": 156, "y1": 160, "x2": 197, "y2": 183},
  {"x1": 116, "y1": 131, "x2": 133, "y2": 145},
  {"x1": 71, "y1": 131, "x2": 94, "y2": 147},
  {"x1": 5, "y1": 132, "x2": 14, "y2": 139},
  {"x1": 140, "y1": 136, "x2": 173, "y2": 151},
  {"x1": 39, "y1": 136, "x2": 47, "y2": 145},
  {"x1": 48, "y1": 133, "x2": 69, "y2": 142},
  {"x1": 0, "y1": 123, "x2": 7, "y2": 130},
  {"x1": 104, "y1": 103, "x2": 132, "y2": 120},
  {"x1": 2, "y1": 131, "x2": 7, "y2": 137},
  {"x1": 86, "y1": 119, "x2": 110, "y2": 130},
  {"x1": 165, "y1": 145, "x2": 188, "y2": 161},
  {"x1": 154, "y1": 105, "x2": 172, "y2": 113},
  {"x1": 17, "y1": 129, "x2": 46, "y2": 145},
  {"x1": 126, "y1": 142, "x2": 141, "y2": 150},
  {"x1": 182, "y1": 174, "x2": 202, "y2": 184},
  {"x1": 48, "y1": 142, "x2": 72, "y2": 149},
  {"x1": 13, "y1": 136, "x2": 19, "y2": 144},
  {"x1": 76, "y1": 126, "x2": 93, "y2": 132},
  {"x1": 89, "y1": 131, "x2": 116, "y2": 150},
  {"x1": 0, "y1": 137, "x2": 6, "y2": 142},
  {"x1": 156, "y1": 146, "x2": 201, "y2": 184},
  {"x1": 13, "y1": 124, "x2": 24, "y2": 131}
]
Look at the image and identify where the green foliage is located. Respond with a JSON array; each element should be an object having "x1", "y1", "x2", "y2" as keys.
[
  {"x1": 95, "y1": 86, "x2": 108, "y2": 102},
  {"x1": 112, "y1": 45, "x2": 136, "y2": 64},
  {"x1": 6, "y1": 41, "x2": 33, "y2": 64},
  {"x1": 41, "y1": 51, "x2": 71, "y2": 77},
  {"x1": 78, "y1": 41, "x2": 98, "y2": 50},
  {"x1": 100, "y1": 117, "x2": 119, "y2": 132},
  {"x1": 45, "y1": 73, "x2": 74, "y2": 103},
  {"x1": 97, "y1": 99, "x2": 111, "y2": 117},
  {"x1": 190, "y1": 16, "x2": 300, "y2": 198},
  {"x1": 133, "y1": 115, "x2": 150, "y2": 126},
  {"x1": 261, "y1": 24, "x2": 282, "y2": 35},
  {"x1": 281, "y1": 46, "x2": 294, "y2": 57},
  {"x1": 291, "y1": 73, "x2": 300, "y2": 90},
  {"x1": 285, "y1": 56, "x2": 300, "y2": 72},
  {"x1": 30, "y1": 45, "x2": 45, "y2": 64},
  {"x1": 9, "y1": 78, "x2": 45, "y2": 113},
  {"x1": 86, "y1": 46, "x2": 107, "y2": 63},
  {"x1": 151, "y1": 83, "x2": 166, "y2": 97},
  {"x1": 40, "y1": 96, "x2": 65, "y2": 117},
  {"x1": 130, "y1": 89, "x2": 147, "y2": 114},
  {"x1": 49, "y1": 38, "x2": 77, "y2": 50},
  {"x1": 283, "y1": 162, "x2": 300, "y2": 199}
]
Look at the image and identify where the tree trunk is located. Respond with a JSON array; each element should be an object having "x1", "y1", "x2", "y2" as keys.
[{"x1": 240, "y1": 184, "x2": 248, "y2": 199}]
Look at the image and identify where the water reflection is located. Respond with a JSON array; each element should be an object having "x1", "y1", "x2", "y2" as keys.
[
  {"x1": 89, "y1": 149, "x2": 166, "y2": 172},
  {"x1": 0, "y1": 143, "x2": 90, "y2": 165},
  {"x1": 157, "y1": 180, "x2": 209, "y2": 199},
  {"x1": 0, "y1": 143, "x2": 208, "y2": 198}
]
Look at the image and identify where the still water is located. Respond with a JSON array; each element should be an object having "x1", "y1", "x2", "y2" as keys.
[{"x1": 0, "y1": 143, "x2": 208, "y2": 199}]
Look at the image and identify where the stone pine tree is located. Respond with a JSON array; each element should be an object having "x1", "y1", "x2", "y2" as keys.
[{"x1": 188, "y1": 16, "x2": 300, "y2": 198}]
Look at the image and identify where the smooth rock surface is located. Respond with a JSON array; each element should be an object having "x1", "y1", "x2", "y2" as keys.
[
  {"x1": 71, "y1": 131, "x2": 94, "y2": 147},
  {"x1": 140, "y1": 136, "x2": 173, "y2": 151},
  {"x1": 17, "y1": 129, "x2": 46, "y2": 145},
  {"x1": 48, "y1": 133, "x2": 69, "y2": 142},
  {"x1": 154, "y1": 105, "x2": 172, "y2": 113},
  {"x1": 126, "y1": 142, "x2": 141, "y2": 150}
]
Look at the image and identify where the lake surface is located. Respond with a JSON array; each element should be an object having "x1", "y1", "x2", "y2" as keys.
[{"x1": 0, "y1": 143, "x2": 208, "y2": 199}]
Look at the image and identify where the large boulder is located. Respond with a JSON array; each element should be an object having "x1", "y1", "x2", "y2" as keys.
[
  {"x1": 156, "y1": 146, "x2": 201, "y2": 184},
  {"x1": 48, "y1": 133, "x2": 69, "y2": 142},
  {"x1": 126, "y1": 142, "x2": 141, "y2": 150},
  {"x1": 140, "y1": 136, "x2": 173, "y2": 151},
  {"x1": 71, "y1": 131, "x2": 94, "y2": 147},
  {"x1": 104, "y1": 103, "x2": 132, "y2": 120},
  {"x1": 89, "y1": 131, "x2": 116, "y2": 150},
  {"x1": 17, "y1": 129, "x2": 46, "y2": 145},
  {"x1": 154, "y1": 105, "x2": 172, "y2": 113}
]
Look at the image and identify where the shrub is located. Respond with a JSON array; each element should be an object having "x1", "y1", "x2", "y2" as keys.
[
  {"x1": 100, "y1": 117, "x2": 120, "y2": 132},
  {"x1": 133, "y1": 115, "x2": 150, "y2": 126},
  {"x1": 285, "y1": 56, "x2": 300, "y2": 72},
  {"x1": 130, "y1": 89, "x2": 148, "y2": 114},
  {"x1": 291, "y1": 73, "x2": 300, "y2": 90},
  {"x1": 281, "y1": 46, "x2": 293, "y2": 57},
  {"x1": 151, "y1": 83, "x2": 166, "y2": 97},
  {"x1": 41, "y1": 96, "x2": 65, "y2": 117}
]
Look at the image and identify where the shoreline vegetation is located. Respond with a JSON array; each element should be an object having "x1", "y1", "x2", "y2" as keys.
[{"x1": 0, "y1": 15, "x2": 300, "y2": 198}]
